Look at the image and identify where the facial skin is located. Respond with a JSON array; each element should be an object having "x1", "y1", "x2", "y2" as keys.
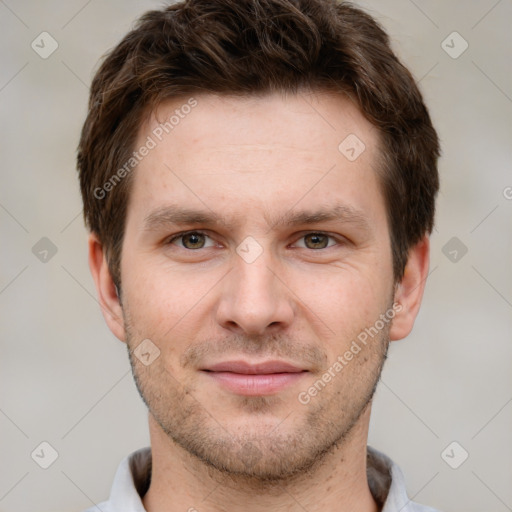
[{"x1": 89, "y1": 90, "x2": 429, "y2": 512}]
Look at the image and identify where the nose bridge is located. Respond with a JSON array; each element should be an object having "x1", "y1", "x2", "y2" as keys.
[
  {"x1": 235, "y1": 249, "x2": 276, "y2": 300},
  {"x1": 216, "y1": 241, "x2": 293, "y2": 334}
]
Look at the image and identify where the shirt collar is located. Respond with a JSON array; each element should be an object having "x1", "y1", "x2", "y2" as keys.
[{"x1": 101, "y1": 446, "x2": 437, "y2": 512}]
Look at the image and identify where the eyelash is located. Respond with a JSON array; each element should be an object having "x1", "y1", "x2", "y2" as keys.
[{"x1": 166, "y1": 230, "x2": 343, "y2": 250}]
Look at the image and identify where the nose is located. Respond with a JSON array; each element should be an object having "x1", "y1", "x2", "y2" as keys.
[{"x1": 215, "y1": 249, "x2": 295, "y2": 336}]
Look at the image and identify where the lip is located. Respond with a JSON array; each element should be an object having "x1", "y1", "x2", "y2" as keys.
[
  {"x1": 201, "y1": 360, "x2": 307, "y2": 396},
  {"x1": 204, "y1": 360, "x2": 304, "y2": 374}
]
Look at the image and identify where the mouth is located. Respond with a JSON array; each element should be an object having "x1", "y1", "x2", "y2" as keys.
[{"x1": 201, "y1": 360, "x2": 308, "y2": 396}]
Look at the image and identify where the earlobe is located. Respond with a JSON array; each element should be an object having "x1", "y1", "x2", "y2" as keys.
[
  {"x1": 389, "y1": 236, "x2": 430, "y2": 341},
  {"x1": 87, "y1": 233, "x2": 126, "y2": 342}
]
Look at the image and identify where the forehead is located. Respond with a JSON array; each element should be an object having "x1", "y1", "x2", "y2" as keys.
[
  {"x1": 144, "y1": 91, "x2": 378, "y2": 157},
  {"x1": 128, "y1": 91, "x2": 384, "y2": 229}
]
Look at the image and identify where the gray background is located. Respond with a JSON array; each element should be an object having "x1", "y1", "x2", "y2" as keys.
[{"x1": 1, "y1": 1, "x2": 511, "y2": 511}]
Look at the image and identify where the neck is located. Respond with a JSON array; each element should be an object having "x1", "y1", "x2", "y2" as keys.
[{"x1": 142, "y1": 407, "x2": 379, "y2": 512}]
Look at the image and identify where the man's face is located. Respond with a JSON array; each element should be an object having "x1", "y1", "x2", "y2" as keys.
[{"x1": 119, "y1": 91, "x2": 395, "y2": 479}]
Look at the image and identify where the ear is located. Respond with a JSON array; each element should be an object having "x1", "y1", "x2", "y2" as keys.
[
  {"x1": 88, "y1": 233, "x2": 126, "y2": 342},
  {"x1": 389, "y1": 235, "x2": 430, "y2": 341}
]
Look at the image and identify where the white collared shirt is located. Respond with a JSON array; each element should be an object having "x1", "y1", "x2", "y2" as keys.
[{"x1": 83, "y1": 446, "x2": 441, "y2": 512}]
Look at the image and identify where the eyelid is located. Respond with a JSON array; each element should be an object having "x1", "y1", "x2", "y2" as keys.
[
  {"x1": 166, "y1": 230, "x2": 344, "y2": 249},
  {"x1": 290, "y1": 231, "x2": 344, "y2": 249},
  {"x1": 166, "y1": 230, "x2": 217, "y2": 248}
]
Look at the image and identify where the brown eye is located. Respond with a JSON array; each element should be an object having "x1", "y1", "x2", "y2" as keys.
[
  {"x1": 169, "y1": 231, "x2": 213, "y2": 249},
  {"x1": 292, "y1": 232, "x2": 341, "y2": 250},
  {"x1": 182, "y1": 232, "x2": 205, "y2": 249},
  {"x1": 303, "y1": 233, "x2": 330, "y2": 249}
]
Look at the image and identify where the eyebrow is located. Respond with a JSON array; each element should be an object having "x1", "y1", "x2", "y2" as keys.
[{"x1": 143, "y1": 204, "x2": 372, "y2": 233}]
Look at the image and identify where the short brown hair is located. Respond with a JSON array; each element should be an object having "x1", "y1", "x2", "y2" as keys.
[{"x1": 77, "y1": 0, "x2": 440, "y2": 289}]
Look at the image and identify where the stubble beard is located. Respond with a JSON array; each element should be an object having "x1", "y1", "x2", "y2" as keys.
[{"x1": 124, "y1": 308, "x2": 390, "y2": 486}]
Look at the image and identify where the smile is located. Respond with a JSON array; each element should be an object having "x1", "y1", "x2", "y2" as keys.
[{"x1": 201, "y1": 360, "x2": 308, "y2": 396}]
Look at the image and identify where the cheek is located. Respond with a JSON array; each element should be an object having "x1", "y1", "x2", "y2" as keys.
[
  {"x1": 121, "y1": 256, "x2": 218, "y2": 340},
  {"x1": 121, "y1": 232, "x2": 393, "y2": 346},
  {"x1": 294, "y1": 263, "x2": 390, "y2": 343}
]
